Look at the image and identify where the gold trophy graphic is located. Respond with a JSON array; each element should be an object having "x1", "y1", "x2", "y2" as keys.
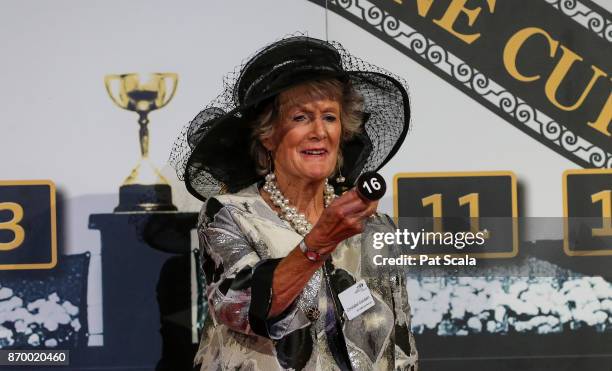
[{"x1": 104, "y1": 73, "x2": 178, "y2": 212}]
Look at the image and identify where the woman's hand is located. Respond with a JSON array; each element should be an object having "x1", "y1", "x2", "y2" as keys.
[
  {"x1": 305, "y1": 189, "x2": 378, "y2": 255},
  {"x1": 268, "y1": 188, "x2": 377, "y2": 318}
]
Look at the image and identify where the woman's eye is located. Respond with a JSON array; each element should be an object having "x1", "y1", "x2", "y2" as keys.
[
  {"x1": 292, "y1": 114, "x2": 307, "y2": 122},
  {"x1": 323, "y1": 115, "x2": 337, "y2": 122}
]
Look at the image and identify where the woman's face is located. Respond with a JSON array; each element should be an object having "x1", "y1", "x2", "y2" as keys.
[{"x1": 263, "y1": 86, "x2": 342, "y2": 185}]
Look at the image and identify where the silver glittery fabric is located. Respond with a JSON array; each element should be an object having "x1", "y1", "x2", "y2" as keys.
[
  {"x1": 194, "y1": 184, "x2": 419, "y2": 370},
  {"x1": 297, "y1": 270, "x2": 322, "y2": 316}
]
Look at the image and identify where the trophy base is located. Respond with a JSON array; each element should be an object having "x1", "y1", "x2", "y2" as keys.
[{"x1": 114, "y1": 184, "x2": 178, "y2": 213}]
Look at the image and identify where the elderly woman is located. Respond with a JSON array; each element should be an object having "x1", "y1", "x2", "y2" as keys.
[{"x1": 172, "y1": 36, "x2": 418, "y2": 370}]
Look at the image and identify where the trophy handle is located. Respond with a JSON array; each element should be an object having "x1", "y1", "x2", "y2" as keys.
[
  {"x1": 104, "y1": 74, "x2": 130, "y2": 110},
  {"x1": 156, "y1": 73, "x2": 179, "y2": 109}
]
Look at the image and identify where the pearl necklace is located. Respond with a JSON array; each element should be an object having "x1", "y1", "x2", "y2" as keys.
[{"x1": 262, "y1": 173, "x2": 336, "y2": 236}]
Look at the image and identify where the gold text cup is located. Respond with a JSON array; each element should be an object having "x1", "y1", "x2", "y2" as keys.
[{"x1": 104, "y1": 73, "x2": 178, "y2": 186}]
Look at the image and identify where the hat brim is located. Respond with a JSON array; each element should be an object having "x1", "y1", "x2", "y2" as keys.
[{"x1": 184, "y1": 70, "x2": 409, "y2": 201}]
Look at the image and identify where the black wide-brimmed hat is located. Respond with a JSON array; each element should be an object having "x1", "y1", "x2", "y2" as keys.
[{"x1": 170, "y1": 35, "x2": 411, "y2": 201}]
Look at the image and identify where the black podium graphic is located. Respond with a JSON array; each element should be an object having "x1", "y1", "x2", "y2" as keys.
[{"x1": 85, "y1": 211, "x2": 199, "y2": 371}]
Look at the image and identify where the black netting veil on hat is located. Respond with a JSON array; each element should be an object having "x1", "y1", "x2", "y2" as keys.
[{"x1": 170, "y1": 35, "x2": 411, "y2": 201}]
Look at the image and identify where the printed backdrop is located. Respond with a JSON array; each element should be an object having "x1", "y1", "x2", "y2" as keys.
[{"x1": 0, "y1": 0, "x2": 610, "y2": 370}]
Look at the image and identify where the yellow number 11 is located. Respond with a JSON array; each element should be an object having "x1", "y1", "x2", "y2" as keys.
[{"x1": 421, "y1": 193, "x2": 485, "y2": 235}]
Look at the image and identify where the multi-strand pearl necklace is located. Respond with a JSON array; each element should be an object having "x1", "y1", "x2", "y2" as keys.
[{"x1": 262, "y1": 173, "x2": 336, "y2": 236}]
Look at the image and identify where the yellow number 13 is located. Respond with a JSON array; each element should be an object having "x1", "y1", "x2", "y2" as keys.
[{"x1": 0, "y1": 202, "x2": 25, "y2": 251}]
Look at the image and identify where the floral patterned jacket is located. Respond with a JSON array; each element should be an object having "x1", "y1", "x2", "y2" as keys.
[{"x1": 194, "y1": 184, "x2": 418, "y2": 370}]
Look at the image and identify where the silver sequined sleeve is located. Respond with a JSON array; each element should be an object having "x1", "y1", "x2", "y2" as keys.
[{"x1": 198, "y1": 199, "x2": 310, "y2": 339}]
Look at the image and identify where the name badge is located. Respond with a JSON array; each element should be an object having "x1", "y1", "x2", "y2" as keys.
[{"x1": 338, "y1": 280, "x2": 375, "y2": 320}]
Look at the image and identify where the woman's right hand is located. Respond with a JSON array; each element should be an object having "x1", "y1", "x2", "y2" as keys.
[{"x1": 305, "y1": 188, "x2": 378, "y2": 255}]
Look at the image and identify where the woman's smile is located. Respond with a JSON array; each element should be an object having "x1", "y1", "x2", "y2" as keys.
[{"x1": 300, "y1": 147, "x2": 329, "y2": 159}]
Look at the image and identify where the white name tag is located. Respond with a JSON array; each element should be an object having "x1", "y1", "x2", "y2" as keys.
[{"x1": 338, "y1": 280, "x2": 375, "y2": 320}]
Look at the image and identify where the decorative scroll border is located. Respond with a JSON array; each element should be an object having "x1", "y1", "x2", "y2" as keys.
[
  {"x1": 326, "y1": 0, "x2": 612, "y2": 168},
  {"x1": 544, "y1": 0, "x2": 612, "y2": 42}
]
